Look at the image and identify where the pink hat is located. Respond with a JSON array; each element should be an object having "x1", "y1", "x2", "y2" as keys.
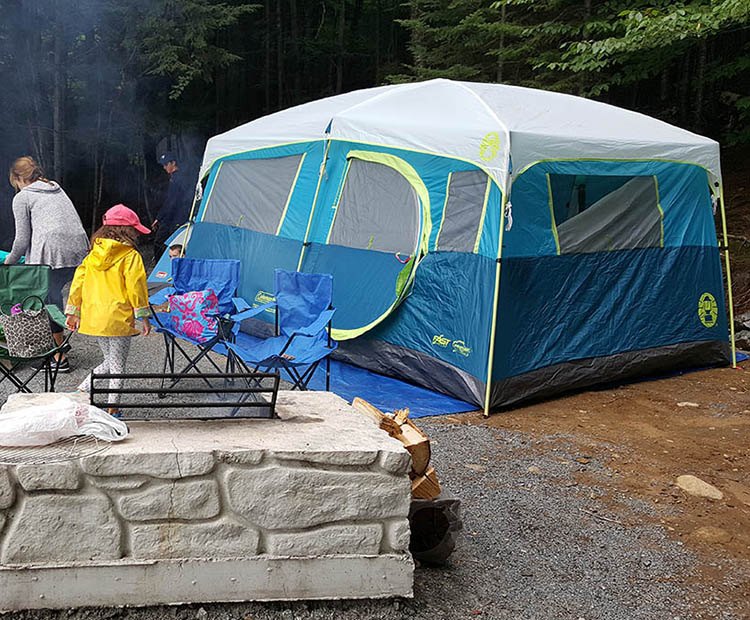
[{"x1": 103, "y1": 204, "x2": 151, "y2": 234}]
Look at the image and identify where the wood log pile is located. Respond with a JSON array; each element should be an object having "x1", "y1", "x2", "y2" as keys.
[{"x1": 352, "y1": 398, "x2": 441, "y2": 500}]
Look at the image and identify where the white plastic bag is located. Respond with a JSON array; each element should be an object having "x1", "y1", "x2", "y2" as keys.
[
  {"x1": 77, "y1": 407, "x2": 129, "y2": 442},
  {"x1": 0, "y1": 395, "x2": 128, "y2": 446}
]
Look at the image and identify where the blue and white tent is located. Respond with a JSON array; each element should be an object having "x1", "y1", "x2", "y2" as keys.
[{"x1": 180, "y1": 79, "x2": 735, "y2": 413}]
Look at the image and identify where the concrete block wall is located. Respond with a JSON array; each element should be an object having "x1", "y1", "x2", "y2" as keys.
[{"x1": 0, "y1": 392, "x2": 414, "y2": 610}]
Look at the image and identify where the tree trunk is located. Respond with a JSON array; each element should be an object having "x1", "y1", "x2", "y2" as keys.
[
  {"x1": 215, "y1": 27, "x2": 226, "y2": 133},
  {"x1": 264, "y1": 0, "x2": 271, "y2": 112},
  {"x1": 52, "y1": 0, "x2": 65, "y2": 182},
  {"x1": 336, "y1": 0, "x2": 346, "y2": 92},
  {"x1": 24, "y1": 31, "x2": 45, "y2": 168},
  {"x1": 374, "y1": 0, "x2": 381, "y2": 82},
  {"x1": 277, "y1": 0, "x2": 284, "y2": 108},
  {"x1": 660, "y1": 68, "x2": 669, "y2": 103},
  {"x1": 289, "y1": 0, "x2": 300, "y2": 102},
  {"x1": 678, "y1": 51, "x2": 691, "y2": 125},
  {"x1": 692, "y1": 39, "x2": 707, "y2": 130},
  {"x1": 410, "y1": 0, "x2": 423, "y2": 71},
  {"x1": 496, "y1": 0, "x2": 506, "y2": 83}
]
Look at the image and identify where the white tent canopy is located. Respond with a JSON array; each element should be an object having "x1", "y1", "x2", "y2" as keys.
[{"x1": 200, "y1": 79, "x2": 721, "y2": 191}]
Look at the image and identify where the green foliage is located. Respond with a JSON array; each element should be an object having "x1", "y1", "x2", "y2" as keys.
[
  {"x1": 392, "y1": 0, "x2": 750, "y2": 142},
  {"x1": 120, "y1": 0, "x2": 257, "y2": 100}
]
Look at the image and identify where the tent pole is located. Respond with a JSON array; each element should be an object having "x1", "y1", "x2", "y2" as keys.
[
  {"x1": 297, "y1": 138, "x2": 332, "y2": 271},
  {"x1": 482, "y1": 180, "x2": 509, "y2": 417},
  {"x1": 718, "y1": 182, "x2": 737, "y2": 367},
  {"x1": 483, "y1": 249, "x2": 502, "y2": 417}
]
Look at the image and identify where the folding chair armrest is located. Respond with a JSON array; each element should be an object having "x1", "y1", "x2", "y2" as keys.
[
  {"x1": 230, "y1": 301, "x2": 276, "y2": 323},
  {"x1": 292, "y1": 309, "x2": 336, "y2": 338},
  {"x1": 232, "y1": 297, "x2": 252, "y2": 312},
  {"x1": 149, "y1": 286, "x2": 176, "y2": 306},
  {"x1": 45, "y1": 304, "x2": 66, "y2": 328}
]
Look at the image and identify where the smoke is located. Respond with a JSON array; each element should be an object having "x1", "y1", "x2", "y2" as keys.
[{"x1": 0, "y1": 0, "x2": 209, "y2": 239}]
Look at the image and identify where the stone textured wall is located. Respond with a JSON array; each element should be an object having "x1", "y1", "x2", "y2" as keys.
[{"x1": 0, "y1": 447, "x2": 412, "y2": 566}]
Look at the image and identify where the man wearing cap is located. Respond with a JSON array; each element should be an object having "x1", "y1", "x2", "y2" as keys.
[{"x1": 152, "y1": 152, "x2": 193, "y2": 252}]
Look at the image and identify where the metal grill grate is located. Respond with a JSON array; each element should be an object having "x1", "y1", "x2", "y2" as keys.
[{"x1": 0, "y1": 435, "x2": 111, "y2": 465}]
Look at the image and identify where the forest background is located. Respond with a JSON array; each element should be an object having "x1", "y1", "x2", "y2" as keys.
[{"x1": 0, "y1": 0, "x2": 748, "y2": 288}]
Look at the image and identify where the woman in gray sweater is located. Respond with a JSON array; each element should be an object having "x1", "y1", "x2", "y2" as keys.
[{"x1": 5, "y1": 156, "x2": 89, "y2": 371}]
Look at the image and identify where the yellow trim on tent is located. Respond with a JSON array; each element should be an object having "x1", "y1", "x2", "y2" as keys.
[
  {"x1": 545, "y1": 173, "x2": 561, "y2": 255},
  {"x1": 434, "y1": 172, "x2": 453, "y2": 250},
  {"x1": 298, "y1": 140, "x2": 332, "y2": 271},
  {"x1": 652, "y1": 175, "x2": 665, "y2": 248},
  {"x1": 514, "y1": 157, "x2": 719, "y2": 180},
  {"x1": 203, "y1": 136, "x2": 506, "y2": 228},
  {"x1": 328, "y1": 137, "x2": 504, "y2": 187},
  {"x1": 200, "y1": 141, "x2": 314, "y2": 181},
  {"x1": 331, "y1": 295, "x2": 402, "y2": 341},
  {"x1": 483, "y1": 177, "x2": 509, "y2": 416},
  {"x1": 545, "y1": 172, "x2": 665, "y2": 254},
  {"x1": 276, "y1": 153, "x2": 307, "y2": 235},
  {"x1": 199, "y1": 161, "x2": 224, "y2": 222},
  {"x1": 324, "y1": 159, "x2": 353, "y2": 245},
  {"x1": 204, "y1": 137, "x2": 508, "y2": 196},
  {"x1": 344, "y1": 149, "x2": 432, "y2": 256},
  {"x1": 330, "y1": 149, "x2": 432, "y2": 341},
  {"x1": 472, "y1": 177, "x2": 492, "y2": 254}
]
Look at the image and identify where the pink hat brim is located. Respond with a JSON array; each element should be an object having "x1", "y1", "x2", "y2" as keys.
[{"x1": 134, "y1": 223, "x2": 151, "y2": 234}]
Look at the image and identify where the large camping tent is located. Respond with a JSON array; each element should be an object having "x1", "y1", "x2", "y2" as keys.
[{"x1": 175, "y1": 79, "x2": 735, "y2": 413}]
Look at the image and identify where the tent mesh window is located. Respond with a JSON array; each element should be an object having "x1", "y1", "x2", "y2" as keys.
[
  {"x1": 548, "y1": 174, "x2": 663, "y2": 254},
  {"x1": 204, "y1": 155, "x2": 304, "y2": 234},
  {"x1": 329, "y1": 159, "x2": 420, "y2": 254},
  {"x1": 437, "y1": 170, "x2": 490, "y2": 252}
]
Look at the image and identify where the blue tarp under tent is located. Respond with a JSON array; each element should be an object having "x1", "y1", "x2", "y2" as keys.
[{"x1": 149, "y1": 78, "x2": 737, "y2": 414}]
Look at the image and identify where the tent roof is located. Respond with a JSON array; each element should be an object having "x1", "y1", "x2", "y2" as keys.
[{"x1": 201, "y1": 79, "x2": 721, "y2": 190}]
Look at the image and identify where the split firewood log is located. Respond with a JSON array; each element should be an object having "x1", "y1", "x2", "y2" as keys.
[
  {"x1": 411, "y1": 466, "x2": 441, "y2": 500},
  {"x1": 352, "y1": 397, "x2": 432, "y2": 476}
]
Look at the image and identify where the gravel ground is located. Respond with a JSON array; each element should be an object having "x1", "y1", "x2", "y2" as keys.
[{"x1": 2, "y1": 333, "x2": 749, "y2": 619}]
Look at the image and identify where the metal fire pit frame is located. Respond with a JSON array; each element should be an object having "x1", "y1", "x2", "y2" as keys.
[{"x1": 90, "y1": 371, "x2": 280, "y2": 420}]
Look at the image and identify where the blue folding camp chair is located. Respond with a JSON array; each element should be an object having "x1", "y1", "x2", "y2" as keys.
[
  {"x1": 150, "y1": 258, "x2": 241, "y2": 388},
  {"x1": 226, "y1": 269, "x2": 337, "y2": 391}
]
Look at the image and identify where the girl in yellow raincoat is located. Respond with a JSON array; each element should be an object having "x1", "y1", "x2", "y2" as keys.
[{"x1": 65, "y1": 204, "x2": 152, "y2": 415}]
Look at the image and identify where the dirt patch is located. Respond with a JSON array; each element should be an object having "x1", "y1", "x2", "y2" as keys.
[{"x1": 443, "y1": 360, "x2": 750, "y2": 611}]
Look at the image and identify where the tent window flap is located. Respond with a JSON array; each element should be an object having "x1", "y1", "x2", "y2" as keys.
[
  {"x1": 549, "y1": 174, "x2": 663, "y2": 254},
  {"x1": 204, "y1": 155, "x2": 303, "y2": 234},
  {"x1": 437, "y1": 170, "x2": 489, "y2": 252},
  {"x1": 328, "y1": 158, "x2": 420, "y2": 255}
]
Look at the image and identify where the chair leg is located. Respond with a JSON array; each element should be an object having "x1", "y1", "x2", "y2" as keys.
[
  {"x1": 0, "y1": 361, "x2": 29, "y2": 393},
  {"x1": 48, "y1": 355, "x2": 60, "y2": 392},
  {"x1": 299, "y1": 362, "x2": 320, "y2": 391},
  {"x1": 159, "y1": 334, "x2": 173, "y2": 397}
]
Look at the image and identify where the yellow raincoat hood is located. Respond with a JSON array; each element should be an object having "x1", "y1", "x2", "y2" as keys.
[
  {"x1": 87, "y1": 237, "x2": 135, "y2": 271},
  {"x1": 66, "y1": 239, "x2": 151, "y2": 337}
]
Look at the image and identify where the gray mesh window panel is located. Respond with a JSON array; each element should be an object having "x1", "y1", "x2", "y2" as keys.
[
  {"x1": 555, "y1": 176, "x2": 662, "y2": 254},
  {"x1": 438, "y1": 170, "x2": 489, "y2": 252},
  {"x1": 328, "y1": 159, "x2": 420, "y2": 255},
  {"x1": 204, "y1": 155, "x2": 303, "y2": 234}
]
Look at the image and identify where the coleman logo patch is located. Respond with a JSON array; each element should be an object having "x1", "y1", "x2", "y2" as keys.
[
  {"x1": 479, "y1": 132, "x2": 500, "y2": 162},
  {"x1": 698, "y1": 292, "x2": 718, "y2": 328}
]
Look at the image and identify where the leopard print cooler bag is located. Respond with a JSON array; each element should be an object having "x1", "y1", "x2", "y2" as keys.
[{"x1": 0, "y1": 295, "x2": 55, "y2": 358}]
